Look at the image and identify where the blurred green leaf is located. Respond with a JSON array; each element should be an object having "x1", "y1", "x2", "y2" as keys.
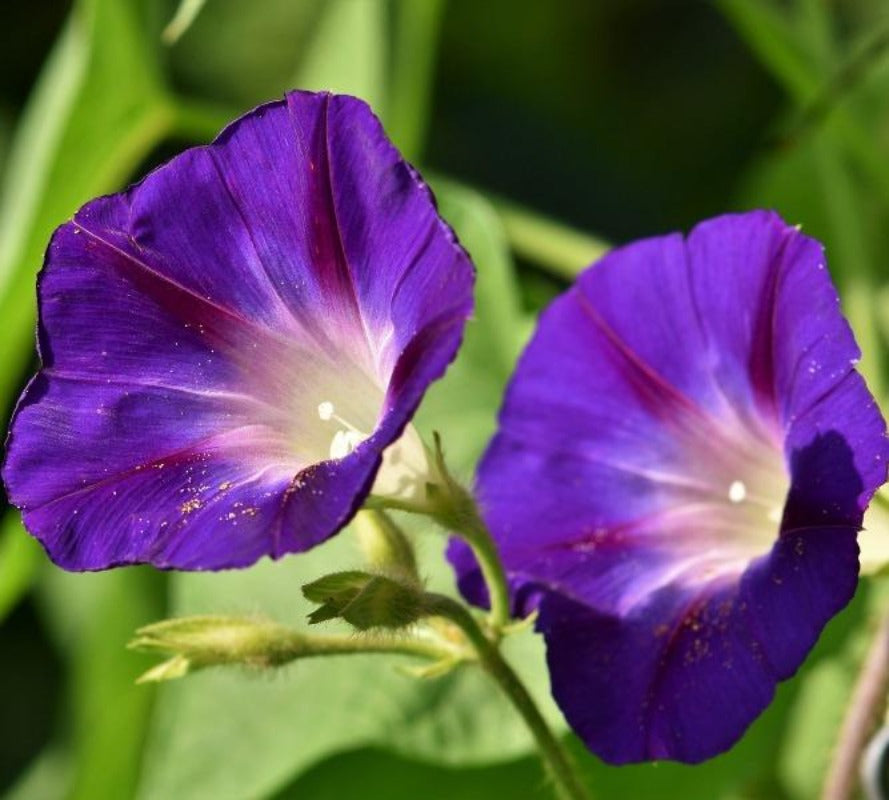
[
  {"x1": 0, "y1": 513, "x2": 41, "y2": 624},
  {"x1": 718, "y1": 0, "x2": 820, "y2": 99},
  {"x1": 135, "y1": 535, "x2": 564, "y2": 800},
  {"x1": 722, "y1": 0, "x2": 889, "y2": 207},
  {"x1": 0, "y1": 0, "x2": 173, "y2": 409},
  {"x1": 3, "y1": 749, "x2": 71, "y2": 800},
  {"x1": 162, "y1": 0, "x2": 207, "y2": 44},
  {"x1": 493, "y1": 195, "x2": 611, "y2": 281},
  {"x1": 282, "y1": 680, "x2": 799, "y2": 800},
  {"x1": 38, "y1": 567, "x2": 166, "y2": 800},
  {"x1": 387, "y1": 0, "x2": 445, "y2": 161},
  {"x1": 135, "y1": 183, "x2": 549, "y2": 800},
  {"x1": 418, "y1": 181, "x2": 526, "y2": 469},
  {"x1": 777, "y1": 581, "x2": 889, "y2": 799},
  {"x1": 293, "y1": 0, "x2": 388, "y2": 115},
  {"x1": 274, "y1": 747, "x2": 550, "y2": 800},
  {"x1": 168, "y1": 0, "x2": 324, "y2": 108},
  {"x1": 435, "y1": 182, "x2": 526, "y2": 370}
]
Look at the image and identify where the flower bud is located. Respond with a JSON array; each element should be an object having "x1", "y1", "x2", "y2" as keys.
[{"x1": 129, "y1": 615, "x2": 299, "y2": 682}]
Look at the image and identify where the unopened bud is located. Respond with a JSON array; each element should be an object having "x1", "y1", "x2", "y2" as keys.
[
  {"x1": 129, "y1": 615, "x2": 299, "y2": 682},
  {"x1": 353, "y1": 510, "x2": 419, "y2": 579}
]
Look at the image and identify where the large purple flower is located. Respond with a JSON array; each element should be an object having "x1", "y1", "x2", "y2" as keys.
[
  {"x1": 2, "y1": 91, "x2": 473, "y2": 571},
  {"x1": 451, "y1": 211, "x2": 888, "y2": 763}
]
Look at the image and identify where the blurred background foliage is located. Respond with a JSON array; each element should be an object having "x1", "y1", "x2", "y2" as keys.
[{"x1": 2, "y1": 1, "x2": 889, "y2": 798}]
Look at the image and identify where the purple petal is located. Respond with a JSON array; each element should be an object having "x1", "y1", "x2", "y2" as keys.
[
  {"x1": 452, "y1": 211, "x2": 888, "y2": 762},
  {"x1": 3, "y1": 91, "x2": 473, "y2": 571}
]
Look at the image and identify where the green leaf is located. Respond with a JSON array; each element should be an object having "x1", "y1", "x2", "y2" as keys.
[
  {"x1": 135, "y1": 534, "x2": 564, "y2": 800},
  {"x1": 0, "y1": 513, "x2": 41, "y2": 624},
  {"x1": 2, "y1": 748, "x2": 72, "y2": 800},
  {"x1": 386, "y1": 0, "x2": 445, "y2": 160},
  {"x1": 301, "y1": 570, "x2": 378, "y2": 604},
  {"x1": 274, "y1": 747, "x2": 550, "y2": 800},
  {"x1": 777, "y1": 581, "x2": 887, "y2": 799},
  {"x1": 721, "y1": 0, "x2": 889, "y2": 209},
  {"x1": 0, "y1": 0, "x2": 173, "y2": 410},
  {"x1": 718, "y1": 0, "x2": 820, "y2": 100},
  {"x1": 37, "y1": 567, "x2": 166, "y2": 800},
  {"x1": 168, "y1": 0, "x2": 324, "y2": 108},
  {"x1": 418, "y1": 181, "x2": 528, "y2": 470},
  {"x1": 492, "y1": 194, "x2": 611, "y2": 281},
  {"x1": 292, "y1": 0, "x2": 388, "y2": 115},
  {"x1": 303, "y1": 570, "x2": 424, "y2": 630},
  {"x1": 162, "y1": 0, "x2": 208, "y2": 44}
]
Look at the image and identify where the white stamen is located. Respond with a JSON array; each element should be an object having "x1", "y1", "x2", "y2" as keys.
[
  {"x1": 329, "y1": 429, "x2": 366, "y2": 460},
  {"x1": 728, "y1": 480, "x2": 747, "y2": 504},
  {"x1": 318, "y1": 400, "x2": 368, "y2": 459}
]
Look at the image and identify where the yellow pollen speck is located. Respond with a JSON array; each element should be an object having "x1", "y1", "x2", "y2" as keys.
[{"x1": 179, "y1": 498, "x2": 202, "y2": 514}]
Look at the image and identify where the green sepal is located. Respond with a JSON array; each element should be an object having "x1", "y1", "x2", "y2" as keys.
[{"x1": 302, "y1": 570, "x2": 425, "y2": 631}]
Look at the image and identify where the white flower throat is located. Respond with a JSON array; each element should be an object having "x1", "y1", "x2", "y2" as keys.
[{"x1": 316, "y1": 400, "x2": 441, "y2": 511}]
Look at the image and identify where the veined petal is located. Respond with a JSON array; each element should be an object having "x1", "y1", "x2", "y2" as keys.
[
  {"x1": 3, "y1": 91, "x2": 474, "y2": 571},
  {"x1": 452, "y1": 210, "x2": 888, "y2": 763}
]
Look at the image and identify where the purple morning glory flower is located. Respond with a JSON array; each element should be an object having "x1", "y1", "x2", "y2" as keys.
[
  {"x1": 451, "y1": 211, "x2": 888, "y2": 763},
  {"x1": 2, "y1": 91, "x2": 473, "y2": 571}
]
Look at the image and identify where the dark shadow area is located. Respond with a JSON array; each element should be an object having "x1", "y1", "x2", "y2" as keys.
[
  {"x1": 783, "y1": 430, "x2": 866, "y2": 531},
  {"x1": 429, "y1": 0, "x2": 782, "y2": 243},
  {"x1": 0, "y1": 597, "x2": 63, "y2": 793}
]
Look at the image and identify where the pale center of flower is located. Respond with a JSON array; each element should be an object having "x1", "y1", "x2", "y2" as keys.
[
  {"x1": 243, "y1": 340, "x2": 438, "y2": 511},
  {"x1": 313, "y1": 399, "x2": 439, "y2": 509},
  {"x1": 672, "y1": 421, "x2": 789, "y2": 581}
]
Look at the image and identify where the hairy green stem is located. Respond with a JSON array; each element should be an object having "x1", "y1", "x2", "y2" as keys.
[
  {"x1": 369, "y1": 448, "x2": 513, "y2": 632},
  {"x1": 130, "y1": 614, "x2": 463, "y2": 683},
  {"x1": 426, "y1": 594, "x2": 591, "y2": 800},
  {"x1": 450, "y1": 506, "x2": 513, "y2": 632},
  {"x1": 271, "y1": 631, "x2": 453, "y2": 662}
]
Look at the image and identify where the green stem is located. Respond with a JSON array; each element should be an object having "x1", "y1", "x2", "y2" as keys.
[
  {"x1": 271, "y1": 630, "x2": 454, "y2": 662},
  {"x1": 426, "y1": 594, "x2": 591, "y2": 800},
  {"x1": 452, "y1": 505, "x2": 513, "y2": 632},
  {"x1": 131, "y1": 614, "x2": 463, "y2": 683},
  {"x1": 369, "y1": 446, "x2": 513, "y2": 632}
]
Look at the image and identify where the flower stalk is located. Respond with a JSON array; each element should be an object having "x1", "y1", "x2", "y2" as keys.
[
  {"x1": 129, "y1": 615, "x2": 465, "y2": 683},
  {"x1": 371, "y1": 434, "x2": 513, "y2": 631},
  {"x1": 424, "y1": 593, "x2": 591, "y2": 800}
]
